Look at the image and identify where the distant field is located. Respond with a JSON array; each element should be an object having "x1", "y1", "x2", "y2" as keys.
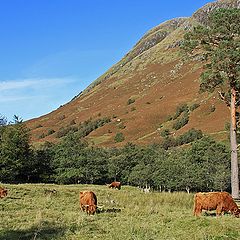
[{"x1": 0, "y1": 184, "x2": 240, "y2": 240}]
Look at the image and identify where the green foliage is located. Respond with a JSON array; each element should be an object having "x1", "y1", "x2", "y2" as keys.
[
  {"x1": 38, "y1": 133, "x2": 46, "y2": 139},
  {"x1": 47, "y1": 129, "x2": 55, "y2": 135},
  {"x1": 127, "y1": 98, "x2": 135, "y2": 105},
  {"x1": 55, "y1": 117, "x2": 111, "y2": 138},
  {"x1": 183, "y1": 8, "x2": 240, "y2": 101},
  {"x1": 175, "y1": 128, "x2": 203, "y2": 145},
  {"x1": 225, "y1": 122, "x2": 230, "y2": 131},
  {"x1": 55, "y1": 126, "x2": 78, "y2": 138},
  {"x1": 166, "y1": 115, "x2": 172, "y2": 121},
  {"x1": 183, "y1": 8, "x2": 240, "y2": 196},
  {"x1": 172, "y1": 104, "x2": 189, "y2": 120},
  {"x1": 189, "y1": 103, "x2": 200, "y2": 111},
  {"x1": 53, "y1": 132, "x2": 108, "y2": 184},
  {"x1": 172, "y1": 112, "x2": 189, "y2": 130},
  {"x1": 160, "y1": 129, "x2": 170, "y2": 137},
  {"x1": 114, "y1": 132, "x2": 125, "y2": 143},
  {"x1": 0, "y1": 121, "x2": 32, "y2": 183},
  {"x1": 161, "y1": 136, "x2": 176, "y2": 150},
  {"x1": 209, "y1": 104, "x2": 216, "y2": 113},
  {"x1": 0, "y1": 118, "x2": 231, "y2": 192}
]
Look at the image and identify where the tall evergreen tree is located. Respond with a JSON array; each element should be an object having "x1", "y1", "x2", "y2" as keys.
[{"x1": 183, "y1": 8, "x2": 240, "y2": 198}]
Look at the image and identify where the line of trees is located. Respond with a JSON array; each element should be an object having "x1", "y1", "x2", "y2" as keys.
[{"x1": 0, "y1": 116, "x2": 232, "y2": 193}]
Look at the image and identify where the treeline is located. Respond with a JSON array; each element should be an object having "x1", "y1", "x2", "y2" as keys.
[{"x1": 0, "y1": 117, "x2": 232, "y2": 193}]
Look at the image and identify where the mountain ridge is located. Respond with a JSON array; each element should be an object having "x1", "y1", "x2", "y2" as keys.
[{"x1": 26, "y1": 0, "x2": 239, "y2": 147}]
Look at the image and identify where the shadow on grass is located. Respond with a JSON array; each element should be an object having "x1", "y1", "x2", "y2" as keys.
[
  {"x1": 0, "y1": 223, "x2": 66, "y2": 240},
  {"x1": 97, "y1": 207, "x2": 122, "y2": 214},
  {"x1": 203, "y1": 211, "x2": 232, "y2": 217}
]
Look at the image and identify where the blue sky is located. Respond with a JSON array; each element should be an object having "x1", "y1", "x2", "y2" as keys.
[{"x1": 0, "y1": 0, "x2": 213, "y2": 121}]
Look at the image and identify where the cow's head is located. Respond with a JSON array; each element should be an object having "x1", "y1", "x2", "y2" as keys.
[
  {"x1": 233, "y1": 208, "x2": 240, "y2": 218},
  {"x1": 0, "y1": 189, "x2": 7, "y2": 198},
  {"x1": 87, "y1": 204, "x2": 97, "y2": 215}
]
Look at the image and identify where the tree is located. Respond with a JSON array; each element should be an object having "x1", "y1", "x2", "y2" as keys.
[
  {"x1": 0, "y1": 117, "x2": 32, "y2": 182},
  {"x1": 183, "y1": 8, "x2": 240, "y2": 198}
]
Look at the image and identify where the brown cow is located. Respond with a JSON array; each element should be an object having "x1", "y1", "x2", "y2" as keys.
[
  {"x1": 79, "y1": 191, "x2": 97, "y2": 215},
  {"x1": 193, "y1": 192, "x2": 240, "y2": 217},
  {"x1": 108, "y1": 181, "x2": 121, "y2": 190},
  {"x1": 0, "y1": 187, "x2": 8, "y2": 199}
]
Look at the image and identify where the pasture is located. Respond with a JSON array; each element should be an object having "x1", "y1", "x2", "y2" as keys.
[{"x1": 0, "y1": 184, "x2": 240, "y2": 240}]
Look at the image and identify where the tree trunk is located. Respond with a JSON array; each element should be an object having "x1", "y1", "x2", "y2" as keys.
[{"x1": 230, "y1": 88, "x2": 239, "y2": 199}]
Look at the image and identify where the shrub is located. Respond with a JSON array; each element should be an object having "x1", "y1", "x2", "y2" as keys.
[
  {"x1": 114, "y1": 132, "x2": 125, "y2": 142},
  {"x1": 225, "y1": 122, "x2": 230, "y2": 131},
  {"x1": 38, "y1": 133, "x2": 46, "y2": 139},
  {"x1": 173, "y1": 112, "x2": 189, "y2": 130},
  {"x1": 172, "y1": 104, "x2": 189, "y2": 120},
  {"x1": 161, "y1": 136, "x2": 176, "y2": 150},
  {"x1": 55, "y1": 126, "x2": 78, "y2": 138},
  {"x1": 47, "y1": 129, "x2": 55, "y2": 135},
  {"x1": 166, "y1": 115, "x2": 172, "y2": 121},
  {"x1": 127, "y1": 98, "x2": 135, "y2": 105},
  {"x1": 176, "y1": 128, "x2": 203, "y2": 145},
  {"x1": 160, "y1": 129, "x2": 170, "y2": 137},
  {"x1": 189, "y1": 103, "x2": 200, "y2": 111},
  {"x1": 210, "y1": 104, "x2": 216, "y2": 112},
  {"x1": 118, "y1": 123, "x2": 126, "y2": 129}
]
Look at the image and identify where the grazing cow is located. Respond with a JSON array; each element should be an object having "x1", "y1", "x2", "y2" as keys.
[
  {"x1": 0, "y1": 187, "x2": 8, "y2": 199},
  {"x1": 79, "y1": 191, "x2": 97, "y2": 215},
  {"x1": 193, "y1": 192, "x2": 240, "y2": 217},
  {"x1": 108, "y1": 181, "x2": 121, "y2": 190}
]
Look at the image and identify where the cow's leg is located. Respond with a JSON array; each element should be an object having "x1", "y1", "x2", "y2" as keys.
[
  {"x1": 194, "y1": 205, "x2": 202, "y2": 216},
  {"x1": 216, "y1": 204, "x2": 223, "y2": 216}
]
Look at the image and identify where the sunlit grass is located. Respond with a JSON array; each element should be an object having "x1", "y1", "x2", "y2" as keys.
[{"x1": 0, "y1": 184, "x2": 240, "y2": 240}]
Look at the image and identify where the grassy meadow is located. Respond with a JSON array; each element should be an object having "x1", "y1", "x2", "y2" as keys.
[{"x1": 0, "y1": 184, "x2": 240, "y2": 240}]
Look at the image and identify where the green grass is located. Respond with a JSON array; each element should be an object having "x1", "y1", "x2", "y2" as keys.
[{"x1": 1, "y1": 184, "x2": 240, "y2": 240}]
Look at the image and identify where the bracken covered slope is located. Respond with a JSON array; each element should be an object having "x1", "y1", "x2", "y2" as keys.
[{"x1": 26, "y1": 0, "x2": 240, "y2": 147}]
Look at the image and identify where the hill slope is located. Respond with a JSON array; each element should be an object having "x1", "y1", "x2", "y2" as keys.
[{"x1": 27, "y1": 0, "x2": 239, "y2": 147}]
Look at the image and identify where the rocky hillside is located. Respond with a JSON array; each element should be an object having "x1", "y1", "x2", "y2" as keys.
[{"x1": 26, "y1": 0, "x2": 240, "y2": 147}]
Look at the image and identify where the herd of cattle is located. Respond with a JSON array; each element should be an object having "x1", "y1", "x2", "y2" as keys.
[{"x1": 1, "y1": 182, "x2": 240, "y2": 217}]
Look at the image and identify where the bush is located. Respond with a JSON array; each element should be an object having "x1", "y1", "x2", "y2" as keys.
[
  {"x1": 114, "y1": 132, "x2": 125, "y2": 142},
  {"x1": 189, "y1": 103, "x2": 200, "y2": 111},
  {"x1": 210, "y1": 105, "x2": 216, "y2": 112},
  {"x1": 161, "y1": 136, "x2": 176, "y2": 150},
  {"x1": 55, "y1": 126, "x2": 78, "y2": 138},
  {"x1": 166, "y1": 115, "x2": 172, "y2": 121},
  {"x1": 47, "y1": 129, "x2": 55, "y2": 135},
  {"x1": 225, "y1": 122, "x2": 230, "y2": 131},
  {"x1": 176, "y1": 128, "x2": 203, "y2": 145},
  {"x1": 127, "y1": 98, "x2": 135, "y2": 105},
  {"x1": 160, "y1": 129, "x2": 170, "y2": 137},
  {"x1": 173, "y1": 112, "x2": 189, "y2": 130},
  {"x1": 173, "y1": 104, "x2": 189, "y2": 120},
  {"x1": 38, "y1": 133, "x2": 46, "y2": 139}
]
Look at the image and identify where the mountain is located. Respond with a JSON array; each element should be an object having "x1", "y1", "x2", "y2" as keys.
[{"x1": 26, "y1": 0, "x2": 240, "y2": 147}]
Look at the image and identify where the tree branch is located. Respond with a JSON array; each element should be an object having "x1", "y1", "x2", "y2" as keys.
[{"x1": 218, "y1": 91, "x2": 230, "y2": 107}]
